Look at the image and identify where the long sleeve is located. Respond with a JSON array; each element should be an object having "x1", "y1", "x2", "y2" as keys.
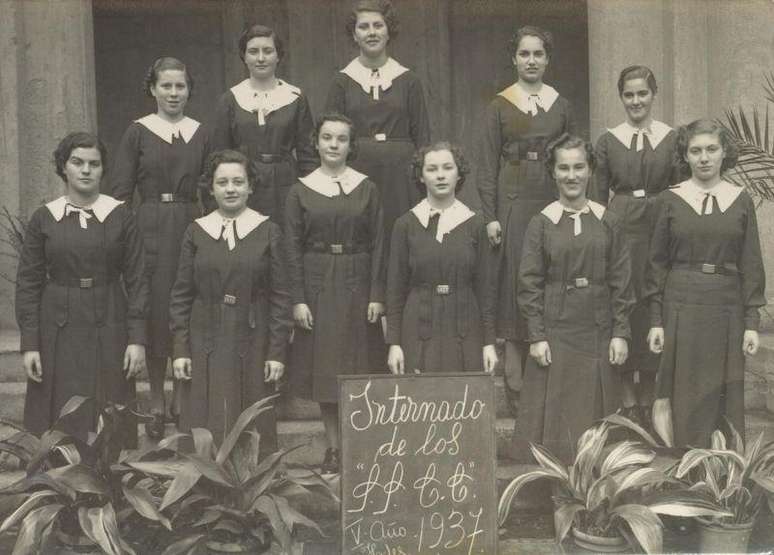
[
  {"x1": 119, "y1": 206, "x2": 149, "y2": 345},
  {"x1": 645, "y1": 194, "x2": 670, "y2": 327},
  {"x1": 294, "y1": 95, "x2": 318, "y2": 177},
  {"x1": 473, "y1": 221, "x2": 497, "y2": 346},
  {"x1": 385, "y1": 217, "x2": 410, "y2": 345},
  {"x1": 564, "y1": 99, "x2": 579, "y2": 137},
  {"x1": 109, "y1": 124, "x2": 141, "y2": 202},
  {"x1": 590, "y1": 134, "x2": 611, "y2": 205},
  {"x1": 169, "y1": 225, "x2": 198, "y2": 359},
  {"x1": 211, "y1": 93, "x2": 235, "y2": 152},
  {"x1": 324, "y1": 77, "x2": 346, "y2": 114},
  {"x1": 266, "y1": 223, "x2": 293, "y2": 363},
  {"x1": 739, "y1": 194, "x2": 766, "y2": 330},
  {"x1": 407, "y1": 76, "x2": 431, "y2": 148},
  {"x1": 477, "y1": 101, "x2": 502, "y2": 224},
  {"x1": 15, "y1": 209, "x2": 47, "y2": 352},
  {"x1": 517, "y1": 216, "x2": 547, "y2": 343},
  {"x1": 606, "y1": 215, "x2": 635, "y2": 339},
  {"x1": 367, "y1": 184, "x2": 386, "y2": 303},
  {"x1": 283, "y1": 186, "x2": 307, "y2": 305}
]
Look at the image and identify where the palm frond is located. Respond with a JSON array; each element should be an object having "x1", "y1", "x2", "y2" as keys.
[{"x1": 720, "y1": 104, "x2": 774, "y2": 202}]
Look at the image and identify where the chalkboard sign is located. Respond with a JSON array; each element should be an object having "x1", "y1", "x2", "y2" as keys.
[{"x1": 339, "y1": 373, "x2": 497, "y2": 555}]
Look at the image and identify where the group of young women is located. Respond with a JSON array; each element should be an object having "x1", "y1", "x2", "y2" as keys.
[{"x1": 15, "y1": 0, "x2": 765, "y2": 472}]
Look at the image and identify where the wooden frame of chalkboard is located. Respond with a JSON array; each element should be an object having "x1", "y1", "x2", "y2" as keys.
[{"x1": 338, "y1": 373, "x2": 498, "y2": 555}]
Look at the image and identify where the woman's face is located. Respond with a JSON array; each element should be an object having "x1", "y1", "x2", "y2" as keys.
[
  {"x1": 353, "y1": 11, "x2": 389, "y2": 57},
  {"x1": 317, "y1": 120, "x2": 352, "y2": 169},
  {"x1": 553, "y1": 146, "x2": 590, "y2": 203},
  {"x1": 151, "y1": 69, "x2": 189, "y2": 119},
  {"x1": 685, "y1": 132, "x2": 725, "y2": 184},
  {"x1": 420, "y1": 149, "x2": 459, "y2": 202},
  {"x1": 244, "y1": 36, "x2": 279, "y2": 80},
  {"x1": 64, "y1": 147, "x2": 103, "y2": 197},
  {"x1": 620, "y1": 77, "x2": 654, "y2": 126},
  {"x1": 212, "y1": 162, "x2": 252, "y2": 216},
  {"x1": 513, "y1": 35, "x2": 548, "y2": 84}
]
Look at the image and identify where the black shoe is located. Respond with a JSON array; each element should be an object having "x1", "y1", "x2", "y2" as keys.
[
  {"x1": 320, "y1": 448, "x2": 340, "y2": 474},
  {"x1": 619, "y1": 405, "x2": 642, "y2": 427},
  {"x1": 145, "y1": 410, "x2": 165, "y2": 440}
]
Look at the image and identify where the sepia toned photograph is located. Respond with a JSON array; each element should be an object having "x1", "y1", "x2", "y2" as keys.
[{"x1": 1, "y1": 0, "x2": 773, "y2": 553}]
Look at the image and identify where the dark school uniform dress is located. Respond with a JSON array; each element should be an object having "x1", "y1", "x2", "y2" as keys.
[
  {"x1": 590, "y1": 120, "x2": 680, "y2": 374},
  {"x1": 285, "y1": 168, "x2": 385, "y2": 403},
  {"x1": 478, "y1": 82, "x2": 576, "y2": 341},
  {"x1": 325, "y1": 57, "x2": 430, "y2": 245},
  {"x1": 645, "y1": 180, "x2": 765, "y2": 446},
  {"x1": 169, "y1": 208, "x2": 292, "y2": 446},
  {"x1": 212, "y1": 79, "x2": 317, "y2": 226},
  {"x1": 15, "y1": 195, "x2": 149, "y2": 445},
  {"x1": 110, "y1": 114, "x2": 209, "y2": 359},
  {"x1": 386, "y1": 199, "x2": 496, "y2": 373},
  {"x1": 517, "y1": 200, "x2": 634, "y2": 461}
]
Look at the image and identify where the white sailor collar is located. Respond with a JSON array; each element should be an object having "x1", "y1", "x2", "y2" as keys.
[
  {"x1": 498, "y1": 82, "x2": 559, "y2": 115},
  {"x1": 46, "y1": 194, "x2": 123, "y2": 223},
  {"x1": 609, "y1": 120, "x2": 672, "y2": 150},
  {"x1": 541, "y1": 200, "x2": 606, "y2": 224},
  {"x1": 340, "y1": 57, "x2": 409, "y2": 95},
  {"x1": 230, "y1": 79, "x2": 301, "y2": 115},
  {"x1": 135, "y1": 114, "x2": 200, "y2": 144},
  {"x1": 671, "y1": 179, "x2": 743, "y2": 215},
  {"x1": 195, "y1": 207, "x2": 268, "y2": 241},
  {"x1": 299, "y1": 167, "x2": 368, "y2": 198},
  {"x1": 411, "y1": 199, "x2": 475, "y2": 243}
]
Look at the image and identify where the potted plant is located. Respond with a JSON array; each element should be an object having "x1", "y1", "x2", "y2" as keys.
[
  {"x1": 498, "y1": 417, "x2": 731, "y2": 553},
  {"x1": 125, "y1": 395, "x2": 336, "y2": 554},
  {"x1": 0, "y1": 396, "x2": 170, "y2": 555},
  {"x1": 669, "y1": 424, "x2": 774, "y2": 553}
]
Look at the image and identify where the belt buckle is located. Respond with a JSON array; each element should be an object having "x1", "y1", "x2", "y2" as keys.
[
  {"x1": 331, "y1": 244, "x2": 344, "y2": 255},
  {"x1": 701, "y1": 263, "x2": 716, "y2": 274},
  {"x1": 79, "y1": 277, "x2": 94, "y2": 288},
  {"x1": 223, "y1": 294, "x2": 237, "y2": 305},
  {"x1": 259, "y1": 153, "x2": 275, "y2": 163},
  {"x1": 526, "y1": 151, "x2": 539, "y2": 161},
  {"x1": 374, "y1": 133, "x2": 387, "y2": 142},
  {"x1": 575, "y1": 277, "x2": 589, "y2": 289},
  {"x1": 436, "y1": 284, "x2": 450, "y2": 295},
  {"x1": 160, "y1": 193, "x2": 175, "y2": 202},
  {"x1": 633, "y1": 189, "x2": 646, "y2": 198}
]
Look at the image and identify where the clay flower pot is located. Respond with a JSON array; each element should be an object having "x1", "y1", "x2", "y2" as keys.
[
  {"x1": 697, "y1": 517, "x2": 754, "y2": 554},
  {"x1": 572, "y1": 527, "x2": 628, "y2": 553}
]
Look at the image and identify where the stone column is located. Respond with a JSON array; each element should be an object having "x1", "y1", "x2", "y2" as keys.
[{"x1": 0, "y1": 0, "x2": 97, "y2": 330}]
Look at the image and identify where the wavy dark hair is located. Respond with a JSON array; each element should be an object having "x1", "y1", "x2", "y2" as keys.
[
  {"x1": 238, "y1": 24, "x2": 284, "y2": 63},
  {"x1": 508, "y1": 25, "x2": 553, "y2": 59},
  {"x1": 313, "y1": 112, "x2": 358, "y2": 161},
  {"x1": 199, "y1": 150, "x2": 258, "y2": 201},
  {"x1": 411, "y1": 141, "x2": 470, "y2": 195},
  {"x1": 345, "y1": 0, "x2": 398, "y2": 42},
  {"x1": 617, "y1": 65, "x2": 657, "y2": 96},
  {"x1": 53, "y1": 132, "x2": 108, "y2": 183},
  {"x1": 545, "y1": 133, "x2": 596, "y2": 174},
  {"x1": 143, "y1": 57, "x2": 194, "y2": 98},
  {"x1": 676, "y1": 119, "x2": 739, "y2": 175}
]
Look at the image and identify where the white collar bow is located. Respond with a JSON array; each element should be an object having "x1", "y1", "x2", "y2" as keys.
[
  {"x1": 46, "y1": 195, "x2": 123, "y2": 227},
  {"x1": 195, "y1": 208, "x2": 268, "y2": 250},
  {"x1": 411, "y1": 199, "x2": 475, "y2": 243},
  {"x1": 498, "y1": 82, "x2": 559, "y2": 116},
  {"x1": 671, "y1": 180, "x2": 742, "y2": 215},
  {"x1": 230, "y1": 79, "x2": 301, "y2": 121},
  {"x1": 341, "y1": 57, "x2": 409, "y2": 99},
  {"x1": 609, "y1": 120, "x2": 672, "y2": 151},
  {"x1": 299, "y1": 167, "x2": 368, "y2": 197},
  {"x1": 541, "y1": 200, "x2": 605, "y2": 236},
  {"x1": 135, "y1": 114, "x2": 200, "y2": 144}
]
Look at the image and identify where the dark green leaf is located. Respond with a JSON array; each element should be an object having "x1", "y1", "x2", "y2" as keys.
[
  {"x1": 159, "y1": 463, "x2": 202, "y2": 511},
  {"x1": 56, "y1": 396, "x2": 91, "y2": 421},
  {"x1": 11, "y1": 504, "x2": 63, "y2": 555},
  {"x1": 183, "y1": 453, "x2": 234, "y2": 488},
  {"x1": 46, "y1": 464, "x2": 108, "y2": 496},
  {"x1": 127, "y1": 460, "x2": 187, "y2": 477},
  {"x1": 214, "y1": 518, "x2": 245, "y2": 535},
  {"x1": 216, "y1": 395, "x2": 279, "y2": 465},
  {"x1": 252, "y1": 495, "x2": 291, "y2": 550},
  {"x1": 122, "y1": 484, "x2": 172, "y2": 530},
  {"x1": 611, "y1": 504, "x2": 663, "y2": 554},
  {"x1": 160, "y1": 534, "x2": 205, "y2": 555},
  {"x1": 271, "y1": 494, "x2": 324, "y2": 537},
  {"x1": 0, "y1": 490, "x2": 58, "y2": 533},
  {"x1": 191, "y1": 428, "x2": 214, "y2": 460},
  {"x1": 77, "y1": 504, "x2": 124, "y2": 555}
]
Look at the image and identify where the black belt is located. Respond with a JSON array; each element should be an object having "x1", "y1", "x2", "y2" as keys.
[
  {"x1": 614, "y1": 189, "x2": 648, "y2": 198},
  {"x1": 305, "y1": 242, "x2": 370, "y2": 255},
  {"x1": 671, "y1": 262, "x2": 738, "y2": 276},
  {"x1": 255, "y1": 153, "x2": 285, "y2": 163},
  {"x1": 142, "y1": 193, "x2": 195, "y2": 203},
  {"x1": 48, "y1": 275, "x2": 117, "y2": 288}
]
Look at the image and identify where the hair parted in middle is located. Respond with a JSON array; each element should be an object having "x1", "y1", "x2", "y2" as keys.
[
  {"x1": 313, "y1": 112, "x2": 359, "y2": 161},
  {"x1": 199, "y1": 149, "x2": 259, "y2": 199},
  {"x1": 544, "y1": 133, "x2": 596, "y2": 174},
  {"x1": 508, "y1": 25, "x2": 554, "y2": 59},
  {"x1": 238, "y1": 24, "x2": 285, "y2": 62},
  {"x1": 345, "y1": 0, "x2": 399, "y2": 41},
  {"x1": 411, "y1": 141, "x2": 470, "y2": 195},
  {"x1": 675, "y1": 118, "x2": 739, "y2": 174}
]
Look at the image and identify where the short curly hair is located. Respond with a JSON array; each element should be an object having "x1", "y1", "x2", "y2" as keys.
[
  {"x1": 199, "y1": 150, "x2": 259, "y2": 201},
  {"x1": 411, "y1": 141, "x2": 470, "y2": 195},
  {"x1": 143, "y1": 57, "x2": 194, "y2": 98},
  {"x1": 508, "y1": 25, "x2": 553, "y2": 59},
  {"x1": 544, "y1": 133, "x2": 596, "y2": 174},
  {"x1": 53, "y1": 132, "x2": 108, "y2": 183},
  {"x1": 617, "y1": 65, "x2": 658, "y2": 96},
  {"x1": 675, "y1": 119, "x2": 738, "y2": 175},
  {"x1": 345, "y1": 0, "x2": 398, "y2": 42},
  {"x1": 238, "y1": 24, "x2": 284, "y2": 63},
  {"x1": 313, "y1": 112, "x2": 358, "y2": 162}
]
